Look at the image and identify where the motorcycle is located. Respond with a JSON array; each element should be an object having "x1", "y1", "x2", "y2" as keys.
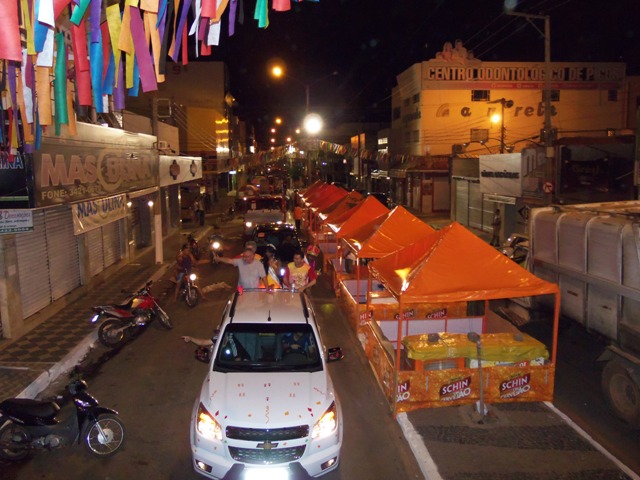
[
  {"x1": 90, "y1": 280, "x2": 172, "y2": 349},
  {"x1": 177, "y1": 272, "x2": 201, "y2": 308},
  {"x1": 208, "y1": 231, "x2": 225, "y2": 264},
  {"x1": 0, "y1": 378, "x2": 125, "y2": 460},
  {"x1": 186, "y1": 233, "x2": 201, "y2": 260}
]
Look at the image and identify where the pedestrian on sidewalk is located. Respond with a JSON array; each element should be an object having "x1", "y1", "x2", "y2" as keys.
[
  {"x1": 193, "y1": 196, "x2": 205, "y2": 226},
  {"x1": 491, "y1": 208, "x2": 502, "y2": 246}
]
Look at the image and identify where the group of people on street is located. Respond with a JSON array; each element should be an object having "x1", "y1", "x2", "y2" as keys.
[{"x1": 213, "y1": 241, "x2": 317, "y2": 293}]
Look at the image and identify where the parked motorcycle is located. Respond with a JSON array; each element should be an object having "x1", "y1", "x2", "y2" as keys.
[
  {"x1": 177, "y1": 272, "x2": 201, "y2": 308},
  {"x1": 209, "y1": 231, "x2": 224, "y2": 264},
  {"x1": 186, "y1": 233, "x2": 201, "y2": 260},
  {"x1": 90, "y1": 280, "x2": 172, "y2": 348},
  {"x1": 0, "y1": 378, "x2": 125, "y2": 460}
]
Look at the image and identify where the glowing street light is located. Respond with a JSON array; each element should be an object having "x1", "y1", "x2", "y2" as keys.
[{"x1": 303, "y1": 113, "x2": 323, "y2": 135}]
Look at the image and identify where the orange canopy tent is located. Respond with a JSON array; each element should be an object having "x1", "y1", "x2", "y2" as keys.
[
  {"x1": 367, "y1": 221, "x2": 560, "y2": 368},
  {"x1": 303, "y1": 183, "x2": 332, "y2": 207},
  {"x1": 328, "y1": 196, "x2": 390, "y2": 238},
  {"x1": 343, "y1": 206, "x2": 437, "y2": 258},
  {"x1": 309, "y1": 185, "x2": 348, "y2": 212},
  {"x1": 319, "y1": 191, "x2": 364, "y2": 224},
  {"x1": 340, "y1": 206, "x2": 437, "y2": 307},
  {"x1": 299, "y1": 180, "x2": 323, "y2": 199}
]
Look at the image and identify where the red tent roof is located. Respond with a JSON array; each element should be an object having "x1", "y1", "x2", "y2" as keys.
[
  {"x1": 343, "y1": 206, "x2": 437, "y2": 258},
  {"x1": 369, "y1": 221, "x2": 559, "y2": 302},
  {"x1": 320, "y1": 192, "x2": 364, "y2": 224}
]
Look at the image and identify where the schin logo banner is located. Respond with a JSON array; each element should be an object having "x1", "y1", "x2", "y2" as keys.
[{"x1": 71, "y1": 194, "x2": 127, "y2": 235}]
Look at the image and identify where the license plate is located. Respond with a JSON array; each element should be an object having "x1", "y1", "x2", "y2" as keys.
[{"x1": 243, "y1": 466, "x2": 289, "y2": 480}]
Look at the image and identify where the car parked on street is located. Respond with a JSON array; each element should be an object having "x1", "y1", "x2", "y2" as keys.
[{"x1": 190, "y1": 289, "x2": 343, "y2": 479}]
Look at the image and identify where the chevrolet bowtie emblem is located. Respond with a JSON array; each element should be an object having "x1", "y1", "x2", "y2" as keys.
[{"x1": 257, "y1": 440, "x2": 278, "y2": 450}]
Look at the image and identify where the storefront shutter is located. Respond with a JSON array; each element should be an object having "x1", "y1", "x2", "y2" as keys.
[
  {"x1": 87, "y1": 227, "x2": 105, "y2": 277},
  {"x1": 45, "y1": 207, "x2": 81, "y2": 300},
  {"x1": 15, "y1": 211, "x2": 51, "y2": 318},
  {"x1": 102, "y1": 219, "x2": 123, "y2": 268}
]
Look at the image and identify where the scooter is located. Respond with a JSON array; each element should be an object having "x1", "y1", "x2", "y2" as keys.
[
  {"x1": 0, "y1": 378, "x2": 125, "y2": 460},
  {"x1": 90, "y1": 281, "x2": 172, "y2": 348}
]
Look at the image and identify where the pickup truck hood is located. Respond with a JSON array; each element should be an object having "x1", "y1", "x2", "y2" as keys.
[{"x1": 202, "y1": 371, "x2": 333, "y2": 427}]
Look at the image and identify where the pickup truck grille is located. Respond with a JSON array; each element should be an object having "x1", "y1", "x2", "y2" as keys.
[
  {"x1": 226, "y1": 425, "x2": 309, "y2": 441},
  {"x1": 229, "y1": 445, "x2": 306, "y2": 465}
]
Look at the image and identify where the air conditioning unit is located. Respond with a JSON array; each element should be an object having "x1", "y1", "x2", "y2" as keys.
[
  {"x1": 157, "y1": 140, "x2": 169, "y2": 150},
  {"x1": 452, "y1": 144, "x2": 466, "y2": 154}
]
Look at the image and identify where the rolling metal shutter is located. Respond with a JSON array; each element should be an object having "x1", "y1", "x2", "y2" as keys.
[
  {"x1": 87, "y1": 227, "x2": 105, "y2": 277},
  {"x1": 15, "y1": 211, "x2": 51, "y2": 318},
  {"x1": 45, "y1": 207, "x2": 81, "y2": 301},
  {"x1": 102, "y1": 219, "x2": 123, "y2": 268}
]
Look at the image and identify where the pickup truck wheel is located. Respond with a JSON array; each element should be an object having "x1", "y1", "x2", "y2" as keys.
[{"x1": 602, "y1": 359, "x2": 640, "y2": 428}]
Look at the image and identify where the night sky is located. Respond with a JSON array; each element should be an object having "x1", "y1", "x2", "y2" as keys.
[{"x1": 195, "y1": 0, "x2": 640, "y2": 142}]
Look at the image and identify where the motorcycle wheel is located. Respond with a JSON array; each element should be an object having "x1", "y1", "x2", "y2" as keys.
[
  {"x1": 83, "y1": 414, "x2": 125, "y2": 457},
  {"x1": 98, "y1": 319, "x2": 129, "y2": 348},
  {"x1": 155, "y1": 307, "x2": 173, "y2": 330},
  {"x1": 184, "y1": 286, "x2": 200, "y2": 308},
  {"x1": 0, "y1": 418, "x2": 31, "y2": 461}
]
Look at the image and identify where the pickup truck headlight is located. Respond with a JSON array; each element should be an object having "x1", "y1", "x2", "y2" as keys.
[
  {"x1": 197, "y1": 403, "x2": 222, "y2": 441},
  {"x1": 311, "y1": 402, "x2": 338, "y2": 439}
]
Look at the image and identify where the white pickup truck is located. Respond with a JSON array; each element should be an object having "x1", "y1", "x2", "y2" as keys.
[{"x1": 190, "y1": 290, "x2": 343, "y2": 479}]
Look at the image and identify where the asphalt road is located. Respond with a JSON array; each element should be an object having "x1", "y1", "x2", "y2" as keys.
[{"x1": 2, "y1": 220, "x2": 424, "y2": 480}]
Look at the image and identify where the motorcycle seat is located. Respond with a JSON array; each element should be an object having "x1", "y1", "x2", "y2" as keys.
[
  {"x1": 0, "y1": 398, "x2": 60, "y2": 419},
  {"x1": 114, "y1": 298, "x2": 135, "y2": 309}
]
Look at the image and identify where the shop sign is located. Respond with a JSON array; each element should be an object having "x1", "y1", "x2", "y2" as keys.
[
  {"x1": 389, "y1": 169, "x2": 406, "y2": 179},
  {"x1": 34, "y1": 131, "x2": 158, "y2": 207},
  {"x1": 0, "y1": 209, "x2": 33, "y2": 234},
  {"x1": 159, "y1": 155, "x2": 202, "y2": 186},
  {"x1": 71, "y1": 194, "x2": 127, "y2": 235},
  {"x1": 479, "y1": 154, "x2": 523, "y2": 197}
]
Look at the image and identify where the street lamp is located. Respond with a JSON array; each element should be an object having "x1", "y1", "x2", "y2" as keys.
[{"x1": 488, "y1": 98, "x2": 513, "y2": 153}]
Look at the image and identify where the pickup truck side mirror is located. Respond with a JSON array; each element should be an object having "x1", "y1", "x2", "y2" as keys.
[
  {"x1": 327, "y1": 347, "x2": 344, "y2": 362},
  {"x1": 194, "y1": 346, "x2": 211, "y2": 364}
]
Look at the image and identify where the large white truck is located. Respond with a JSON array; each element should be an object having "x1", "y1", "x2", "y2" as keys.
[{"x1": 529, "y1": 201, "x2": 640, "y2": 427}]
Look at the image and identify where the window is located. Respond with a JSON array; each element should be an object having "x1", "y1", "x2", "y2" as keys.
[
  {"x1": 404, "y1": 131, "x2": 411, "y2": 144},
  {"x1": 412, "y1": 93, "x2": 420, "y2": 104},
  {"x1": 608, "y1": 90, "x2": 618, "y2": 101},
  {"x1": 411, "y1": 130, "x2": 420, "y2": 143},
  {"x1": 470, "y1": 128, "x2": 489, "y2": 142},
  {"x1": 542, "y1": 90, "x2": 560, "y2": 102},
  {"x1": 472, "y1": 90, "x2": 490, "y2": 101},
  {"x1": 404, "y1": 98, "x2": 410, "y2": 107},
  {"x1": 393, "y1": 107, "x2": 401, "y2": 120}
]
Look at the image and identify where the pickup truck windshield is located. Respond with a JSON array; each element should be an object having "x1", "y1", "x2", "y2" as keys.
[{"x1": 213, "y1": 323, "x2": 321, "y2": 372}]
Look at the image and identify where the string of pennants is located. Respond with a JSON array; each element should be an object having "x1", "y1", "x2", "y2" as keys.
[
  {"x1": 0, "y1": 0, "x2": 319, "y2": 158},
  {"x1": 250, "y1": 139, "x2": 449, "y2": 171}
]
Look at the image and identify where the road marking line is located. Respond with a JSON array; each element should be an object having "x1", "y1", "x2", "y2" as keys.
[{"x1": 397, "y1": 412, "x2": 441, "y2": 480}]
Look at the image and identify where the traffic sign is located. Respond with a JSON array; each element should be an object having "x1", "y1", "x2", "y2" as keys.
[{"x1": 542, "y1": 181, "x2": 554, "y2": 193}]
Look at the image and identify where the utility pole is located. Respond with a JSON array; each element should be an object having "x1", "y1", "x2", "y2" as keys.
[{"x1": 507, "y1": 12, "x2": 554, "y2": 200}]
